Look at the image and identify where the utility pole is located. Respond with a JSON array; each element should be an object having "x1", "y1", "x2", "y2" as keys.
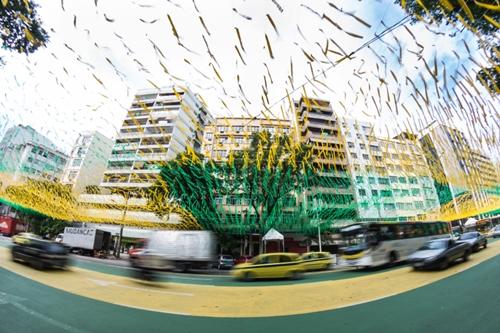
[{"x1": 115, "y1": 191, "x2": 130, "y2": 259}]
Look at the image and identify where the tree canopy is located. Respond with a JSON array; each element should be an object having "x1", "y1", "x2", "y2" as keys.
[
  {"x1": 0, "y1": 0, "x2": 48, "y2": 63},
  {"x1": 395, "y1": 0, "x2": 499, "y2": 94},
  {"x1": 156, "y1": 131, "x2": 319, "y2": 235}
]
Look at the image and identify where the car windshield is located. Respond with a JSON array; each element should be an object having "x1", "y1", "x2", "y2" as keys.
[
  {"x1": 420, "y1": 240, "x2": 448, "y2": 250},
  {"x1": 222, "y1": 255, "x2": 232, "y2": 260},
  {"x1": 458, "y1": 233, "x2": 476, "y2": 240}
]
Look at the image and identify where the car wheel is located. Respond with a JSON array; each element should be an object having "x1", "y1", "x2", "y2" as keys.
[
  {"x1": 439, "y1": 258, "x2": 449, "y2": 270},
  {"x1": 462, "y1": 250, "x2": 470, "y2": 262},
  {"x1": 31, "y1": 259, "x2": 46, "y2": 270},
  {"x1": 389, "y1": 251, "x2": 398, "y2": 266},
  {"x1": 243, "y1": 271, "x2": 254, "y2": 282},
  {"x1": 473, "y1": 245, "x2": 479, "y2": 252},
  {"x1": 484, "y1": 242, "x2": 487, "y2": 249}
]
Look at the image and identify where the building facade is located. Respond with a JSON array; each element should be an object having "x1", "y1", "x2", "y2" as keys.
[
  {"x1": 100, "y1": 87, "x2": 213, "y2": 191},
  {"x1": 340, "y1": 120, "x2": 440, "y2": 221},
  {"x1": 294, "y1": 97, "x2": 357, "y2": 224},
  {"x1": 0, "y1": 125, "x2": 67, "y2": 182},
  {"x1": 201, "y1": 117, "x2": 291, "y2": 161},
  {"x1": 419, "y1": 122, "x2": 498, "y2": 208},
  {"x1": 61, "y1": 132, "x2": 114, "y2": 193}
]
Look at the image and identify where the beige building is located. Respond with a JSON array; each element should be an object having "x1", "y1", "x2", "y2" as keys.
[{"x1": 201, "y1": 117, "x2": 291, "y2": 161}]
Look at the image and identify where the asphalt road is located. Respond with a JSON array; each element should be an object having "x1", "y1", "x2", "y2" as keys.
[{"x1": 0, "y1": 250, "x2": 499, "y2": 332}]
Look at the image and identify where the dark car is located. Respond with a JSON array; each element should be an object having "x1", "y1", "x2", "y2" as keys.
[
  {"x1": 234, "y1": 255, "x2": 253, "y2": 265},
  {"x1": 11, "y1": 233, "x2": 69, "y2": 270},
  {"x1": 488, "y1": 225, "x2": 500, "y2": 238},
  {"x1": 457, "y1": 232, "x2": 487, "y2": 252},
  {"x1": 408, "y1": 239, "x2": 471, "y2": 270}
]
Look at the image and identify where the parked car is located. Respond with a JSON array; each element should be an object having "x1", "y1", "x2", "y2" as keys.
[
  {"x1": 487, "y1": 225, "x2": 500, "y2": 238},
  {"x1": 231, "y1": 253, "x2": 305, "y2": 281},
  {"x1": 457, "y1": 232, "x2": 487, "y2": 252},
  {"x1": 11, "y1": 234, "x2": 69, "y2": 270},
  {"x1": 217, "y1": 255, "x2": 235, "y2": 270},
  {"x1": 408, "y1": 239, "x2": 471, "y2": 270},
  {"x1": 234, "y1": 255, "x2": 253, "y2": 265},
  {"x1": 299, "y1": 252, "x2": 332, "y2": 271}
]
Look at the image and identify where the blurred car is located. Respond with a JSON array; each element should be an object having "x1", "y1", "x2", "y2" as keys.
[
  {"x1": 12, "y1": 232, "x2": 41, "y2": 244},
  {"x1": 300, "y1": 252, "x2": 332, "y2": 271},
  {"x1": 408, "y1": 239, "x2": 471, "y2": 270},
  {"x1": 11, "y1": 235, "x2": 69, "y2": 269},
  {"x1": 234, "y1": 255, "x2": 253, "y2": 265},
  {"x1": 457, "y1": 231, "x2": 487, "y2": 252},
  {"x1": 217, "y1": 255, "x2": 235, "y2": 270},
  {"x1": 128, "y1": 239, "x2": 146, "y2": 260},
  {"x1": 54, "y1": 233, "x2": 64, "y2": 243},
  {"x1": 487, "y1": 225, "x2": 500, "y2": 238},
  {"x1": 231, "y1": 252, "x2": 304, "y2": 281}
]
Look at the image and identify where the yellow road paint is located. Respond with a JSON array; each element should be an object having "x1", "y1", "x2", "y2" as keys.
[{"x1": 1, "y1": 242, "x2": 499, "y2": 318}]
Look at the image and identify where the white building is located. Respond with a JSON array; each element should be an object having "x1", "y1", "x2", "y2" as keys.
[
  {"x1": 100, "y1": 87, "x2": 213, "y2": 191},
  {"x1": 340, "y1": 118, "x2": 440, "y2": 221},
  {"x1": 61, "y1": 132, "x2": 114, "y2": 193},
  {"x1": 0, "y1": 125, "x2": 67, "y2": 182}
]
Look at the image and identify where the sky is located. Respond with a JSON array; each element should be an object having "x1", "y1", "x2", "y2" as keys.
[{"x1": 0, "y1": 0, "x2": 498, "y2": 158}]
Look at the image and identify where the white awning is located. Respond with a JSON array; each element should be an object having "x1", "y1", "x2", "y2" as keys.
[
  {"x1": 464, "y1": 218, "x2": 478, "y2": 227},
  {"x1": 262, "y1": 228, "x2": 284, "y2": 241}
]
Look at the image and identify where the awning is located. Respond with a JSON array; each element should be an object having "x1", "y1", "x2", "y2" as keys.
[
  {"x1": 464, "y1": 217, "x2": 478, "y2": 227},
  {"x1": 262, "y1": 228, "x2": 284, "y2": 241}
]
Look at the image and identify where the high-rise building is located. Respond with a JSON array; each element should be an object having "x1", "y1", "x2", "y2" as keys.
[
  {"x1": 61, "y1": 131, "x2": 114, "y2": 193},
  {"x1": 419, "y1": 122, "x2": 498, "y2": 207},
  {"x1": 100, "y1": 87, "x2": 213, "y2": 191},
  {"x1": 340, "y1": 120, "x2": 439, "y2": 221},
  {"x1": 0, "y1": 125, "x2": 67, "y2": 182},
  {"x1": 201, "y1": 117, "x2": 291, "y2": 161},
  {"x1": 294, "y1": 97, "x2": 357, "y2": 223}
]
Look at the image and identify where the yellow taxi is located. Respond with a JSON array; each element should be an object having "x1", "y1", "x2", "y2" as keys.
[
  {"x1": 231, "y1": 252, "x2": 305, "y2": 281},
  {"x1": 12, "y1": 233, "x2": 41, "y2": 245},
  {"x1": 299, "y1": 252, "x2": 333, "y2": 271}
]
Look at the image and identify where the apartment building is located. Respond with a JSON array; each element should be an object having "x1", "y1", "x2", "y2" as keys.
[
  {"x1": 419, "y1": 122, "x2": 498, "y2": 207},
  {"x1": 0, "y1": 125, "x2": 67, "y2": 182},
  {"x1": 294, "y1": 97, "x2": 357, "y2": 223},
  {"x1": 100, "y1": 87, "x2": 212, "y2": 191},
  {"x1": 340, "y1": 120, "x2": 439, "y2": 221},
  {"x1": 201, "y1": 117, "x2": 291, "y2": 161},
  {"x1": 61, "y1": 131, "x2": 114, "y2": 193}
]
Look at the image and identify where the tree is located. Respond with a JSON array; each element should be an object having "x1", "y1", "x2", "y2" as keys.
[
  {"x1": 157, "y1": 132, "x2": 315, "y2": 238},
  {"x1": 0, "y1": 0, "x2": 49, "y2": 63},
  {"x1": 395, "y1": 0, "x2": 499, "y2": 94}
]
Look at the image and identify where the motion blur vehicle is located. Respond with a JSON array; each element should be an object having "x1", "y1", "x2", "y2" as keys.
[
  {"x1": 130, "y1": 230, "x2": 216, "y2": 274},
  {"x1": 231, "y1": 253, "x2": 304, "y2": 281},
  {"x1": 234, "y1": 255, "x2": 253, "y2": 265},
  {"x1": 340, "y1": 221, "x2": 450, "y2": 267},
  {"x1": 217, "y1": 255, "x2": 235, "y2": 270},
  {"x1": 11, "y1": 233, "x2": 69, "y2": 269},
  {"x1": 457, "y1": 232, "x2": 487, "y2": 252},
  {"x1": 487, "y1": 225, "x2": 500, "y2": 238},
  {"x1": 407, "y1": 239, "x2": 471, "y2": 270},
  {"x1": 300, "y1": 252, "x2": 332, "y2": 271},
  {"x1": 128, "y1": 239, "x2": 146, "y2": 260},
  {"x1": 62, "y1": 227, "x2": 111, "y2": 256}
]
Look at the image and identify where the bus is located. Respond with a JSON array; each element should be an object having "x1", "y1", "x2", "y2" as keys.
[{"x1": 339, "y1": 221, "x2": 451, "y2": 267}]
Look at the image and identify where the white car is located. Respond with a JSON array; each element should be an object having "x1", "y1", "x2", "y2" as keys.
[{"x1": 487, "y1": 226, "x2": 500, "y2": 238}]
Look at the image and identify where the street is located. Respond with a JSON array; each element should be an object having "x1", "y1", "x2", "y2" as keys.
[{"x1": 0, "y1": 239, "x2": 499, "y2": 332}]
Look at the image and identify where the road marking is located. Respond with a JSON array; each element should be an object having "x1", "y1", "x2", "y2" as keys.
[
  {"x1": 87, "y1": 278, "x2": 194, "y2": 297},
  {"x1": 0, "y1": 291, "x2": 89, "y2": 333}
]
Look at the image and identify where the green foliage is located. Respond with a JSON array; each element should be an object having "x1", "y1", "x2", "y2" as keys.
[
  {"x1": 395, "y1": 0, "x2": 499, "y2": 93},
  {"x1": 29, "y1": 217, "x2": 67, "y2": 238},
  {"x1": 0, "y1": 0, "x2": 49, "y2": 63}
]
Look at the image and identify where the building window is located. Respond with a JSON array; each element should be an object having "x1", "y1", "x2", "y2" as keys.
[
  {"x1": 205, "y1": 133, "x2": 213, "y2": 140},
  {"x1": 368, "y1": 177, "x2": 376, "y2": 184},
  {"x1": 399, "y1": 177, "x2": 407, "y2": 184},
  {"x1": 351, "y1": 153, "x2": 358, "y2": 159},
  {"x1": 378, "y1": 177, "x2": 389, "y2": 185},
  {"x1": 250, "y1": 126, "x2": 259, "y2": 132},
  {"x1": 72, "y1": 159, "x2": 82, "y2": 167},
  {"x1": 371, "y1": 189, "x2": 378, "y2": 196},
  {"x1": 370, "y1": 145, "x2": 380, "y2": 151},
  {"x1": 408, "y1": 177, "x2": 418, "y2": 184},
  {"x1": 363, "y1": 154, "x2": 369, "y2": 160},
  {"x1": 348, "y1": 142, "x2": 354, "y2": 148},
  {"x1": 356, "y1": 176, "x2": 364, "y2": 184},
  {"x1": 360, "y1": 144, "x2": 366, "y2": 150},
  {"x1": 384, "y1": 203, "x2": 396, "y2": 210},
  {"x1": 402, "y1": 189, "x2": 410, "y2": 197},
  {"x1": 358, "y1": 189, "x2": 367, "y2": 196},
  {"x1": 233, "y1": 126, "x2": 243, "y2": 132},
  {"x1": 415, "y1": 201, "x2": 424, "y2": 209},
  {"x1": 389, "y1": 176, "x2": 398, "y2": 183},
  {"x1": 412, "y1": 189, "x2": 421, "y2": 196},
  {"x1": 392, "y1": 154, "x2": 398, "y2": 159},
  {"x1": 217, "y1": 126, "x2": 228, "y2": 133},
  {"x1": 381, "y1": 190, "x2": 393, "y2": 197},
  {"x1": 374, "y1": 156, "x2": 382, "y2": 161}
]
